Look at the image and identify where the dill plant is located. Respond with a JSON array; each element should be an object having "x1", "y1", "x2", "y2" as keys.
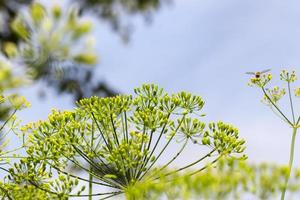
[
  {"x1": 127, "y1": 158, "x2": 300, "y2": 200},
  {"x1": 0, "y1": 59, "x2": 81, "y2": 200},
  {"x1": 0, "y1": 93, "x2": 32, "y2": 199},
  {"x1": 15, "y1": 84, "x2": 246, "y2": 199},
  {"x1": 248, "y1": 69, "x2": 300, "y2": 200}
]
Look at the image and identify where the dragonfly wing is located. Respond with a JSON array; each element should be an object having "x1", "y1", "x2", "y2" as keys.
[
  {"x1": 261, "y1": 69, "x2": 271, "y2": 73},
  {"x1": 245, "y1": 72, "x2": 255, "y2": 75}
]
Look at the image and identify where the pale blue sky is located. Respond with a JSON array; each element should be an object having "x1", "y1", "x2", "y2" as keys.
[{"x1": 18, "y1": 0, "x2": 300, "y2": 166}]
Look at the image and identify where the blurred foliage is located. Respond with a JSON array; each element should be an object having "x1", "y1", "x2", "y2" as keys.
[
  {"x1": 0, "y1": 55, "x2": 27, "y2": 121},
  {"x1": 8, "y1": 2, "x2": 114, "y2": 101},
  {"x1": 0, "y1": 0, "x2": 169, "y2": 44},
  {"x1": 76, "y1": 0, "x2": 171, "y2": 41},
  {"x1": 0, "y1": 0, "x2": 32, "y2": 44},
  {"x1": 0, "y1": 0, "x2": 169, "y2": 101},
  {"x1": 126, "y1": 159, "x2": 300, "y2": 200}
]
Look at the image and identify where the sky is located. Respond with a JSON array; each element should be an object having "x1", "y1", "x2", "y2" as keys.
[{"x1": 18, "y1": 0, "x2": 300, "y2": 167}]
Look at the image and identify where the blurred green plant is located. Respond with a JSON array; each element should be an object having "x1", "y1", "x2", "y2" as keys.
[
  {"x1": 0, "y1": 0, "x2": 32, "y2": 45},
  {"x1": 7, "y1": 2, "x2": 105, "y2": 101},
  {"x1": 0, "y1": 55, "x2": 27, "y2": 121},
  {"x1": 15, "y1": 84, "x2": 245, "y2": 199},
  {"x1": 126, "y1": 158, "x2": 300, "y2": 200},
  {"x1": 0, "y1": 0, "x2": 170, "y2": 101},
  {"x1": 0, "y1": 0, "x2": 169, "y2": 44},
  {"x1": 248, "y1": 69, "x2": 300, "y2": 200},
  {"x1": 10, "y1": 3, "x2": 97, "y2": 66}
]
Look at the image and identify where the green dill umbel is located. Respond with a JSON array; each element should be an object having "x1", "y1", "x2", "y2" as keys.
[
  {"x1": 248, "y1": 69, "x2": 300, "y2": 200},
  {"x1": 126, "y1": 158, "x2": 300, "y2": 200},
  {"x1": 16, "y1": 84, "x2": 246, "y2": 199}
]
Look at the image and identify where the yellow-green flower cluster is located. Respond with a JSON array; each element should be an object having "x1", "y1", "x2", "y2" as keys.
[
  {"x1": 280, "y1": 70, "x2": 297, "y2": 83},
  {"x1": 262, "y1": 86, "x2": 286, "y2": 105},
  {"x1": 19, "y1": 84, "x2": 245, "y2": 198},
  {"x1": 248, "y1": 73, "x2": 272, "y2": 88},
  {"x1": 295, "y1": 87, "x2": 300, "y2": 97},
  {"x1": 10, "y1": 2, "x2": 97, "y2": 77}
]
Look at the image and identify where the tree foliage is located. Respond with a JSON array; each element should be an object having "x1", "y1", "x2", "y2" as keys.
[{"x1": 0, "y1": 0, "x2": 170, "y2": 101}]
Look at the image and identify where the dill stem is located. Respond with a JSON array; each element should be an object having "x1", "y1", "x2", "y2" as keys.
[{"x1": 281, "y1": 127, "x2": 297, "y2": 200}]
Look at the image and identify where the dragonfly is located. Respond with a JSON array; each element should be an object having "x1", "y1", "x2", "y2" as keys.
[{"x1": 246, "y1": 69, "x2": 271, "y2": 78}]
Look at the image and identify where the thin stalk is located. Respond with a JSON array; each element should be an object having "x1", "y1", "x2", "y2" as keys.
[
  {"x1": 0, "y1": 109, "x2": 17, "y2": 132},
  {"x1": 108, "y1": 117, "x2": 131, "y2": 185},
  {"x1": 121, "y1": 112, "x2": 127, "y2": 142},
  {"x1": 159, "y1": 148, "x2": 217, "y2": 179},
  {"x1": 124, "y1": 112, "x2": 129, "y2": 143},
  {"x1": 164, "y1": 155, "x2": 222, "y2": 184},
  {"x1": 262, "y1": 88, "x2": 293, "y2": 126},
  {"x1": 281, "y1": 127, "x2": 298, "y2": 200},
  {"x1": 0, "y1": 166, "x2": 9, "y2": 173},
  {"x1": 91, "y1": 112, "x2": 111, "y2": 152},
  {"x1": 133, "y1": 126, "x2": 147, "y2": 179},
  {"x1": 67, "y1": 147, "x2": 122, "y2": 187},
  {"x1": 69, "y1": 191, "x2": 122, "y2": 198},
  {"x1": 48, "y1": 164, "x2": 112, "y2": 187},
  {"x1": 72, "y1": 141, "x2": 114, "y2": 175},
  {"x1": 72, "y1": 145, "x2": 113, "y2": 177},
  {"x1": 0, "y1": 146, "x2": 24, "y2": 156},
  {"x1": 135, "y1": 121, "x2": 170, "y2": 180},
  {"x1": 98, "y1": 192, "x2": 123, "y2": 200},
  {"x1": 0, "y1": 186, "x2": 13, "y2": 200},
  {"x1": 139, "y1": 114, "x2": 186, "y2": 179},
  {"x1": 135, "y1": 129, "x2": 155, "y2": 179},
  {"x1": 287, "y1": 82, "x2": 296, "y2": 124},
  {"x1": 30, "y1": 180, "x2": 122, "y2": 198},
  {"x1": 0, "y1": 156, "x2": 27, "y2": 159},
  {"x1": 146, "y1": 113, "x2": 172, "y2": 161},
  {"x1": 149, "y1": 138, "x2": 189, "y2": 179},
  {"x1": 89, "y1": 122, "x2": 95, "y2": 200},
  {"x1": 188, "y1": 155, "x2": 222, "y2": 176},
  {"x1": 110, "y1": 114, "x2": 120, "y2": 146}
]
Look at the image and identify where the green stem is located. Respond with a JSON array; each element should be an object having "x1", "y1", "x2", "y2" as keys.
[
  {"x1": 136, "y1": 113, "x2": 172, "y2": 179},
  {"x1": 124, "y1": 112, "x2": 129, "y2": 143},
  {"x1": 156, "y1": 148, "x2": 217, "y2": 180},
  {"x1": 287, "y1": 82, "x2": 296, "y2": 124},
  {"x1": 30, "y1": 180, "x2": 122, "y2": 198},
  {"x1": 0, "y1": 109, "x2": 17, "y2": 131},
  {"x1": 0, "y1": 186, "x2": 13, "y2": 200},
  {"x1": 188, "y1": 155, "x2": 222, "y2": 176},
  {"x1": 89, "y1": 123, "x2": 95, "y2": 200},
  {"x1": 91, "y1": 112, "x2": 111, "y2": 152},
  {"x1": 151, "y1": 138, "x2": 189, "y2": 178},
  {"x1": 110, "y1": 114, "x2": 120, "y2": 146},
  {"x1": 262, "y1": 88, "x2": 293, "y2": 126},
  {"x1": 0, "y1": 146, "x2": 24, "y2": 156},
  {"x1": 139, "y1": 114, "x2": 186, "y2": 180},
  {"x1": 281, "y1": 127, "x2": 297, "y2": 200},
  {"x1": 48, "y1": 163, "x2": 113, "y2": 187}
]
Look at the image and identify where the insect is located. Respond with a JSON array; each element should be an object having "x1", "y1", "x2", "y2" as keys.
[{"x1": 246, "y1": 69, "x2": 271, "y2": 78}]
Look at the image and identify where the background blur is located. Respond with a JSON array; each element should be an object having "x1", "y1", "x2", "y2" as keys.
[{"x1": 14, "y1": 0, "x2": 300, "y2": 167}]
